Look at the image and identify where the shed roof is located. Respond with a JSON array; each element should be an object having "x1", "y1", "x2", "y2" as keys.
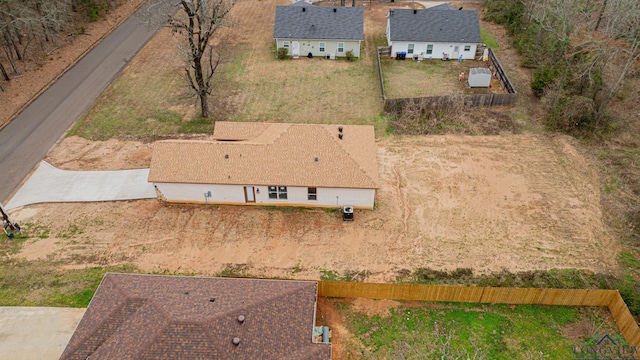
[
  {"x1": 148, "y1": 122, "x2": 379, "y2": 189},
  {"x1": 274, "y1": 5, "x2": 364, "y2": 40},
  {"x1": 387, "y1": 8, "x2": 481, "y2": 43},
  {"x1": 60, "y1": 274, "x2": 331, "y2": 360}
]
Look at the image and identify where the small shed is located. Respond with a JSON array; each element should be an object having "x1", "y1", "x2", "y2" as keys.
[{"x1": 468, "y1": 68, "x2": 492, "y2": 88}]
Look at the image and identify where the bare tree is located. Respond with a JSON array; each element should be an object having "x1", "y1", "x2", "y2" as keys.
[{"x1": 145, "y1": 0, "x2": 236, "y2": 118}]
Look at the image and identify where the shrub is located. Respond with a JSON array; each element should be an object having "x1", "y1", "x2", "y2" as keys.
[
  {"x1": 345, "y1": 50, "x2": 356, "y2": 62},
  {"x1": 276, "y1": 47, "x2": 289, "y2": 60}
]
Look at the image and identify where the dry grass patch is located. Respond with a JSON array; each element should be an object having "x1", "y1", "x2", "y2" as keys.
[{"x1": 382, "y1": 58, "x2": 504, "y2": 98}]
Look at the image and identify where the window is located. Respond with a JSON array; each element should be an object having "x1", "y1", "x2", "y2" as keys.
[
  {"x1": 278, "y1": 186, "x2": 287, "y2": 199},
  {"x1": 268, "y1": 186, "x2": 288, "y2": 199},
  {"x1": 319, "y1": 42, "x2": 325, "y2": 52},
  {"x1": 426, "y1": 44, "x2": 433, "y2": 55},
  {"x1": 407, "y1": 44, "x2": 414, "y2": 54},
  {"x1": 308, "y1": 187, "x2": 317, "y2": 201},
  {"x1": 337, "y1": 42, "x2": 344, "y2": 53},
  {"x1": 464, "y1": 45, "x2": 471, "y2": 51},
  {"x1": 283, "y1": 41, "x2": 290, "y2": 48}
]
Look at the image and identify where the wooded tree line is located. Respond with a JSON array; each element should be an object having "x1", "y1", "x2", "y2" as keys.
[
  {"x1": 484, "y1": 0, "x2": 640, "y2": 135},
  {"x1": 0, "y1": 0, "x2": 122, "y2": 84}
]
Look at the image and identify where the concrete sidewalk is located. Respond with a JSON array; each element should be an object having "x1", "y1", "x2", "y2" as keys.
[
  {"x1": 6, "y1": 161, "x2": 156, "y2": 210},
  {"x1": 0, "y1": 307, "x2": 85, "y2": 360}
]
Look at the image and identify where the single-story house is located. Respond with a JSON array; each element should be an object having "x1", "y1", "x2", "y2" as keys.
[
  {"x1": 386, "y1": 6, "x2": 481, "y2": 60},
  {"x1": 274, "y1": 3, "x2": 364, "y2": 59},
  {"x1": 148, "y1": 122, "x2": 379, "y2": 209},
  {"x1": 60, "y1": 274, "x2": 331, "y2": 359}
]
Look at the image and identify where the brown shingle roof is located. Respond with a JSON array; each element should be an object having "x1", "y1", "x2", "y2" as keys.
[
  {"x1": 147, "y1": 122, "x2": 379, "y2": 189},
  {"x1": 60, "y1": 274, "x2": 330, "y2": 360}
]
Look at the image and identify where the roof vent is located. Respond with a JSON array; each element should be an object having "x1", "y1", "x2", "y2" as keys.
[
  {"x1": 302, "y1": 7, "x2": 305, "y2": 12},
  {"x1": 333, "y1": 8, "x2": 336, "y2": 12},
  {"x1": 238, "y1": 315, "x2": 245, "y2": 323},
  {"x1": 338, "y1": 133, "x2": 343, "y2": 140},
  {"x1": 314, "y1": 157, "x2": 319, "y2": 162},
  {"x1": 233, "y1": 337, "x2": 241, "y2": 345},
  {"x1": 224, "y1": 154, "x2": 229, "y2": 159},
  {"x1": 184, "y1": 291, "x2": 189, "y2": 295},
  {"x1": 413, "y1": 9, "x2": 417, "y2": 14},
  {"x1": 338, "y1": 126, "x2": 343, "y2": 133},
  {"x1": 209, "y1": 298, "x2": 215, "y2": 302}
]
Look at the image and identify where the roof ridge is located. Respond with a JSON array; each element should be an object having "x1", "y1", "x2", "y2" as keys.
[
  {"x1": 321, "y1": 125, "x2": 377, "y2": 187},
  {"x1": 62, "y1": 278, "x2": 138, "y2": 358}
]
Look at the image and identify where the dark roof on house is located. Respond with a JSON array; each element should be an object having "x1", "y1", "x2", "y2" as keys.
[
  {"x1": 387, "y1": 8, "x2": 481, "y2": 43},
  {"x1": 428, "y1": 3, "x2": 457, "y2": 10},
  {"x1": 274, "y1": 5, "x2": 364, "y2": 40},
  {"x1": 290, "y1": 0, "x2": 313, "y2": 6},
  {"x1": 60, "y1": 273, "x2": 331, "y2": 360}
]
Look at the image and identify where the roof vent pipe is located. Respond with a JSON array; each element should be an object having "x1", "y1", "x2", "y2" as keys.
[
  {"x1": 339, "y1": 133, "x2": 343, "y2": 140},
  {"x1": 413, "y1": 9, "x2": 417, "y2": 14},
  {"x1": 233, "y1": 337, "x2": 241, "y2": 345},
  {"x1": 302, "y1": 7, "x2": 305, "y2": 12},
  {"x1": 238, "y1": 315, "x2": 245, "y2": 323},
  {"x1": 338, "y1": 126, "x2": 343, "y2": 133},
  {"x1": 333, "y1": 8, "x2": 336, "y2": 12}
]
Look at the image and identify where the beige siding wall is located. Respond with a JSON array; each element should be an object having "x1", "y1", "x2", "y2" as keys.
[
  {"x1": 155, "y1": 183, "x2": 375, "y2": 208},
  {"x1": 275, "y1": 39, "x2": 361, "y2": 58}
]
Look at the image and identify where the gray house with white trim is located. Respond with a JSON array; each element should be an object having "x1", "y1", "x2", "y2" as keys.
[
  {"x1": 386, "y1": 7, "x2": 481, "y2": 60},
  {"x1": 274, "y1": 3, "x2": 364, "y2": 59}
]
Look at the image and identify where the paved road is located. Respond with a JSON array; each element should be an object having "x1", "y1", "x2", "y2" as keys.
[{"x1": 0, "y1": 2, "x2": 174, "y2": 204}]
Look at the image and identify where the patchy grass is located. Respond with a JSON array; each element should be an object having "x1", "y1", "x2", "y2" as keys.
[
  {"x1": 0, "y1": 258, "x2": 138, "y2": 307},
  {"x1": 381, "y1": 58, "x2": 503, "y2": 98},
  {"x1": 342, "y1": 301, "x2": 613, "y2": 359}
]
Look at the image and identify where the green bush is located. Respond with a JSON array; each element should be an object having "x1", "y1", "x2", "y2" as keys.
[
  {"x1": 276, "y1": 47, "x2": 289, "y2": 60},
  {"x1": 345, "y1": 50, "x2": 356, "y2": 62}
]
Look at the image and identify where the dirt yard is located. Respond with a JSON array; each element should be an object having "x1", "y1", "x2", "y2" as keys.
[
  {"x1": 2, "y1": 0, "x2": 618, "y2": 280},
  {"x1": 10, "y1": 132, "x2": 616, "y2": 281}
]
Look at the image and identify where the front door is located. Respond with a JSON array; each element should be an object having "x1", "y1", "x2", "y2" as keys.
[
  {"x1": 244, "y1": 186, "x2": 255, "y2": 203},
  {"x1": 452, "y1": 46, "x2": 459, "y2": 59},
  {"x1": 292, "y1": 41, "x2": 300, "y2": 57}
]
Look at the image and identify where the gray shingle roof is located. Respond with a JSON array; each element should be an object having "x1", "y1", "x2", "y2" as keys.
[
  {"x1": 60, "y1": 274, "x2": 331, "y2": 360},
  {"x1": 387, "y1": 8, "x2": 481, "y2": 43},
  {"x1": 274, "y1": 5, "x2": 364, "y2": 40},
  {"x1": 428, "y1": 3, "x2": 457, "y2": 11}
]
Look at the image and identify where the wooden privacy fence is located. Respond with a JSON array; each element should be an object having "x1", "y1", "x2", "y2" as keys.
[
  {"x1": 488, "y1": 47, "x2": 516, "y2": 94},
  {"x1": 376, "y1": 47, "x2": 387, "y2": 100},
  {"x1": 318, "y1": 281, "x2": 640, "y2": 352},
  {"x1": 384, "y1": 92, "x2": 518, "y2": 112}
]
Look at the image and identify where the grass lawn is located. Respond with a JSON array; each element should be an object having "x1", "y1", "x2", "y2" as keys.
[{"x1": 338, "y1": 300, "x2": 617, "y2": 359}]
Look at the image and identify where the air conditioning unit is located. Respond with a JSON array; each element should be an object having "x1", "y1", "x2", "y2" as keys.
[{"x1": 326, "y1": 53, "x2": 335, "y2": 60}]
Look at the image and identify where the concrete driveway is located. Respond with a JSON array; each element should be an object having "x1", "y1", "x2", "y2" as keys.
[
  {"x1": 0, "y1": 307, "x2": 85, "y2": 360},
  {"x1": 6, "y1": 161, "x2": 156, "y2": 210}
]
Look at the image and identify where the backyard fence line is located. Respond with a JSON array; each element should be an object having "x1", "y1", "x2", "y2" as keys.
[
  {"x1": 317, "y1": 281, "x2": 640, "y2": 353},
  {"x1": 377, "y1": 46, "x2": 518, "y2": 112}
]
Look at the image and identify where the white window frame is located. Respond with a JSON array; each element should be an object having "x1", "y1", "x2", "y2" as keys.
[
  {"x1": 319, "y1": 42, "x2": 325, "y2": 52},
  {"x1": 426, "y1": 44, "x2": 433, "y2": 55},
  {"x1": 283, "y1": 41, "x2": 290, "y2": 48},
  {"x1": 464, "y1": 45, "x2": 471, "y2": 51},
  {"x1": 308, "y1": 187, "x2": 317, "y2": 201},
  {"x1": 337, "y1": 42, "x2": 344, "y2": 53},
  {"x1": 407, "y1": 44, "x2": 414, "y2": 54}
]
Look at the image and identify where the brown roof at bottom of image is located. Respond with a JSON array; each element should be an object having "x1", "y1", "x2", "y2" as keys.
[{"x1": 59, "y1": 273, "x2": 331, "y2": 360}]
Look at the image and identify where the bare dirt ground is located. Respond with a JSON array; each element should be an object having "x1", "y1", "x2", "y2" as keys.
[
  {"x1": 6, "y1": 0, "x2": 617, "y2": 281},
  {"x1": 13, "y1": 133, "x2": 616, "y2": 281},
  {"x1": 0, "y1": 0, "x2": 146, "y2": 128}
]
